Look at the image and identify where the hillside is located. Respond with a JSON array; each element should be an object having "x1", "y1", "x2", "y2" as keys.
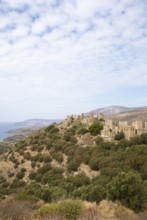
[
  {"x1": 87, "y1": 105, "x2": 147, "y2": 123},
  {"x1": 106, "y1": 107, "x2": 147, "y2": 123},
  {"x1": 87, "y1": 105, "x2": 136, "y2": 115},
  {"x1": 87, "y1": 105, "x2": 147, "y2": 116},
  {"x1": 15, "y1": 119, "x2": 61, "y2": 128},
  {"x1": 0, "y1": 117, "x2": 147, "y2": 219},
  {"x1": 0, "y1": 119, "x2": 61, "y2": 143}
]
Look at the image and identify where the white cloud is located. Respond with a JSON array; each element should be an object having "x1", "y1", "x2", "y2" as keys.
[
  {"x1": 31, "y1": 12, "x2": 65, "y2": 35},
  {"x1": 0, "y1": 0, "x2": 147, "y2": 121},
  {"x1": 75, "y1": 0, "x2": 117, "y2": 18}
]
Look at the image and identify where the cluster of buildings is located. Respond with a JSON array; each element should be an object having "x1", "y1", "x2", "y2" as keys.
[
  {"x1": 63, "y1": 113, "x2": 147, "y2": 140},
  {"x1": 102, "y1": 119, "x2": 147, "y2": 140}
]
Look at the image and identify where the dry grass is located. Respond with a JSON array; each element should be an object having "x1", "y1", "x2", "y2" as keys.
[
  {"x1": 79, "y1": 207, "x2": 100, "y2": 220},
  {"x1": 79, "y1": 163, "x2": 100, "y2": 179},
  {"x1": 0, "y1": 200, "x2": 34, "y2": 220},
  {"x1": 0, "y1": 199, "x2": 147, "y2": 220},
  {"x1": 35, "y1": 214, "x2": 64, "y2": 220}
]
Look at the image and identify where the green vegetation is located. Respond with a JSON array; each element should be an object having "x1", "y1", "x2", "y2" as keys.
[
  {"x1": 0, "y1": 122, "x2": 147, "y2": 214},
  {"x1": 37, "y1": 199, "x2": 83, "y2": 220},
  {"x1": 89, "y1": 121, "x2": 103, "y2": 135},
  {"x1": 37, "y1": 203, "x2": 60, "y2": 216},
  {"x1": 0, "y1": 142, "x2": 11, "y2": 154},
  {"x1": 114, "y1": 131, "x2": 125, "y2": 140},
  {"x1": 107, "y1": 171, "x2": 145, "y2": 212},
  {"x1": 58, "y1": 200, "x2": 82, "y2": 220}
]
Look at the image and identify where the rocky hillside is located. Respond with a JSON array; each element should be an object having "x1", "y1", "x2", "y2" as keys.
[
  {"x1": 87, "y1": 105, "x2": 136, "y2": 115},
  {"x1": 106, "y1": 106, "x2": 147, "y2": 123},
  {"x1": 87, "y1": 105, "x2": 147, "y2": 116},
  {"x1": 15, "y1": 119, "x2": 61, "y2": 128},
  {"x1": 0, "y1": 117, "x2": 147, "y2": 219}
]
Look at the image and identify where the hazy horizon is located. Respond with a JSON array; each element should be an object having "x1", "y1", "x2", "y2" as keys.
[
  {"x1": 1, "y1": 105, "x2": 147, "y2": 123},
  {"x1": 0, "y1": 0, "x2": 147, "y2": 122}
]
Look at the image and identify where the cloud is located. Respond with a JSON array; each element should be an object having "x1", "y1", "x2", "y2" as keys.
[
  {"x1": 75, "y1": 0, "x2": 117, "y2": 18},
  {"x1": 0, "y1": 0, "x2": 147, "y2": 121}
]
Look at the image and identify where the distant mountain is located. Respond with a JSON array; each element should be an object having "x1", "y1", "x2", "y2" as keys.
[
  {"x1": 87, "y1": 106, "x2": 145, "y2": 116},
  {"x1": 15, "y1": 119, "x2": 61, "y2": 128},
  {"x1": 106, "y1": 107, "x2": 147, "y2": 123}
]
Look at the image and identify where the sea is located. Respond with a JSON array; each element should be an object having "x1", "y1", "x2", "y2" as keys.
[
  {"x1": 0, "y1": 120, "x2": 61, "y2": 141},
  {"x1": 0, "y1": 123, "x2": 20, "y2": 141}
]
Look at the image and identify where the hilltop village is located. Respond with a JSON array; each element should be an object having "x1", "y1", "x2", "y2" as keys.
[
  {"x1": 0, "y1": 112, "x2": 147, "y2": 219},
  {"x1": 62, "y1": 113, "x2": 147, "y2": 140}
]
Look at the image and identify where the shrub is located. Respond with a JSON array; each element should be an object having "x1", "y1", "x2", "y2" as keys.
[
  {"x1": 18, "y1": 149, "x2": 24, "y2": 155},
  {"x1": 45, "y1": 170, "x2": 64, "y2": 187},
  {"x1": 117, "y1": 138, "x2": 130, "y2": 149},
  {"x1": 140, "y1": 162, "x2": 147, "y2": 180},
  {"x1": 89, "y1": 121, "x2": 103, "y2": 136},
  {"x1": 88, "y1": 184, "x2": 106, "y2": 203},
  {"x1": 9, "y1": 156, "x2": 18, "y2": 164},
  {"x1": 14, "y1": 164, "x2": 18, "y2": 169},
  {"x1": 114, "y1": 131, "x2": 125, "y2": 140},
  {"x1": 38, "y1": 163, "x2": 51, "y2": 174},
  {"x1": 45, "y1": 138, "x2": 53, "y2": 150},
  {"x1": 68, "y1": 173, "x2": 90, "y2": 187},
  {"x1": 67, "y1": 160, "x2": 79, "y2": 173},
  {"x1": 37, "y1": 203, "x2": 60, "y2": 216},
  {"x1": 54, "y1": 140, "x2": 65, "y2": 151},
  {"x1": 89, "y1": 158, "x2": 100, "y2": 171},
  {"x1": 0, "y1": 176, "x2": 6, "y2": 184},
  {"x1": 21, "y1": 168, "x2": 26, "y2": 173},
  {"x1": 82, "y1": 153, "x2": 91, "y2": 165},
  {"x1": 31, "y1": 161, "x2": 36, "y2": 168},
  {"x1": 51, "y1": 152, "x2": 63, "y2": 164},
  {"x1": 43, "y1": 154, "x2": 52, "y2": 163},
  {"x1": 31, "y1": 145, "x2": 37, "y2": 151},
  {"x1": 8, "y1": 172, "x2": 14, "y2": 178},
  {"x1": 95, "y1": 136, "x2": 104, "y2": 145},
  {"x1": 63, "y1": 132, "x2": 77, "y2": 143},
  {"x1": 37, "y1": 145, "x2": 44, "y2": 152},
  {"x1": 29, "y1": 171, "x2": 37, "y2": 180},
  {"x1": 21, "y1": 159, "x2": 25, "y2": 164},
  {"x1": 16, "y1": 189, "x2": 38, "y2": 202},
  {"x1": 24, "y1": 152, "x2": 31, "y2": 160},
  {"x1": 39, "y1": 188, "x2": 51, "y2": 202},
  {"x1": 70, "y1": 136, "x2": 77, "y2": 144},
  {"x1": 67, "y1": 125, "x2": 77, "y2": 134},
  {"x1": 45, "y1": 124, "x2": 56, "y2": 132},
  {"x1": 38, "y1": 200, "x2": 83, "y2": 220},
  {"x1": 77, "y1": 127, "x2": 88, "y2": 135},
  {"x1": 16, "y1": 171, "x2": 25, "y2": 179},
  {"x1": 58, "y1": 200, "x2": 83, "y2": 220},
  {"x1": 107, "y1": 171, "x2": 145, "y2": 212},
  {"x1": 10, "y1": 179, "x2": 26, "y2": 189},
  {"x1": 100, "y1": 167, "x2": 121, "y2": 178},
  {"x1": 50, "y1": 186, "x2": 67, "y2": 202},
  {"x1": 35, "y1": 173, "x2": 42, "y2": 182}
]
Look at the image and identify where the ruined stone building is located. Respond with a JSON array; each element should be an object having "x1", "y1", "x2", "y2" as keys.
[
  {"x1": 145, "y1": 122, "x2": 147, "y2": 130},
  {"x1": 119, "y1": 121, "x2": 128, "y2": 129},
  {"x1": 121, "y1": 125, "x2": 136, "y2": 139},
  {"x1": 132, "y1": 120, "x2": 143, "y2": 129},
  {"x1": 63, "y1": 113, "x2": 147, "y2": 141}
]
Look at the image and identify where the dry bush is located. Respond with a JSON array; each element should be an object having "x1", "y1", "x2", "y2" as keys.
[
  {"x1": 79, "y1": 207, "x2": 100, "y2": 220},
  {"x1": 38, "y1": 214, "x2": 65, "y2": 220},
  {"x1": 0, "y1": 200, "x2": 34, "y2": 220}
]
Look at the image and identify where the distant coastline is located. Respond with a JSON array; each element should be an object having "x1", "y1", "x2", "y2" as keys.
[
  {"x1": 0, "y1": 119, "x2": 61, "y2": 141},
  {"x1": 0, "y1": 123, "x2": 20, "y2": 141}
]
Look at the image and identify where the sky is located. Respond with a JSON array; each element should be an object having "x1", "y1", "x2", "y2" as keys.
[{"x1": 0, "y1": 0, "x2": 147, "y2": 122}]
